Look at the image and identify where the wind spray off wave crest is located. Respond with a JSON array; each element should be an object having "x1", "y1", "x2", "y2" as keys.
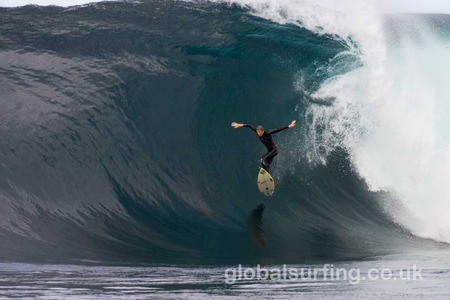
[{"x1": 306, "y1": 12, "x2": 450, "y2": 242}]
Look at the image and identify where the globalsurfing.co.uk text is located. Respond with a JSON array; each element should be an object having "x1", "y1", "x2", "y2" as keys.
[{"x1": 224, "y1": 264, "x2": 423, "y2": 284}]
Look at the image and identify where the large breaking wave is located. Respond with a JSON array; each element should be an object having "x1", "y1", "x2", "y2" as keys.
[{"x1": 0, "y1": 0, "x2": 448, "y2": 264}]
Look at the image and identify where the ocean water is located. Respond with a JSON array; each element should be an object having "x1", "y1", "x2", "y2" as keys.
[
  {"x1": 1, "y1": 251, "x2": 450, "y2": 299},
  {"x1": 1, "y1": 0, "x2": 450, "y2": 298}
]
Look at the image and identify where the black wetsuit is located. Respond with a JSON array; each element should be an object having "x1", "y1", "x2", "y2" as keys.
[{"x1": 244, "y1": 124, "x2": 289, "y2": 172}]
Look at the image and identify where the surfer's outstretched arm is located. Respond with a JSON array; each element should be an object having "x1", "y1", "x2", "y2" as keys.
[
  {"x1": 266, "y1": 120, "x2": 296, "y2": 134},
  {"x1": 231, "y1": 122, "x2": 256, "y2": 132}
]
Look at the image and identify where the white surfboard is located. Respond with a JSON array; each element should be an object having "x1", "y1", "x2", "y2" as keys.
[{"x1": 257, "y1": 168, "x2": 275, "y2": 196}]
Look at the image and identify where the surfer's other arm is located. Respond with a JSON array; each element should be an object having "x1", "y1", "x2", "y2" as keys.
[{"x1": 231, "y1": 122, "x2": 256, "y2": 131}]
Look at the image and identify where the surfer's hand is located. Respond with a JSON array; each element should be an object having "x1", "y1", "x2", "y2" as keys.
[
  {"x1": 231, "y1": 122, "x2": 242, "y2": 129},
  {"x1": 288, "y1": 120, "x2": 296, "y2": 128}
]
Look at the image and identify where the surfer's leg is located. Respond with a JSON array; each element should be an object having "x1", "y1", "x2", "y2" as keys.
[
  {"x1": 261, "y1": 148, "x2": 278, "y2": 172},
  {"x1": 260, "y1": 158, "x2": 269, "y2": 172}
]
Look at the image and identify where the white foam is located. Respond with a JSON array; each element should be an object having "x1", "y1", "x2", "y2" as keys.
[{"x1": 311, "y1": 13, "x2": 450, "y2": 243}]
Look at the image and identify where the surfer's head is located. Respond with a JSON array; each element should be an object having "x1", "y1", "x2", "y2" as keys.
[{"x1": 256, "y1": 125, "x2": 264, "y2": 137}]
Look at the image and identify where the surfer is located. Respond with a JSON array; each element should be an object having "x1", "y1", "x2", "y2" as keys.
[{"x1": 231, "y1": 120, "x2": 296, "y2": 173}]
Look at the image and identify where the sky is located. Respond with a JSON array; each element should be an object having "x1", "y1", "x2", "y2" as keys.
[
  {"x1": 1, "y1": 0, "x2": 450, "y2": 15},
  {"x1": 313, "y1": 0, "x2": 450, "y2": 14},
  {"x1": 383, "y1": 0, "x2": 450, "y2": 14}
]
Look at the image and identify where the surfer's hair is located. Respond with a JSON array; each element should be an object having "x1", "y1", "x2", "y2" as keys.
[{"x1": 256, "y1": 125, "x2": 264, "y2": 131}]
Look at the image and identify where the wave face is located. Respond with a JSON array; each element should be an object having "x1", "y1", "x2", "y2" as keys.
[{"x1": 0, "y1": 0, "x2": 448, "y2": 264}]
